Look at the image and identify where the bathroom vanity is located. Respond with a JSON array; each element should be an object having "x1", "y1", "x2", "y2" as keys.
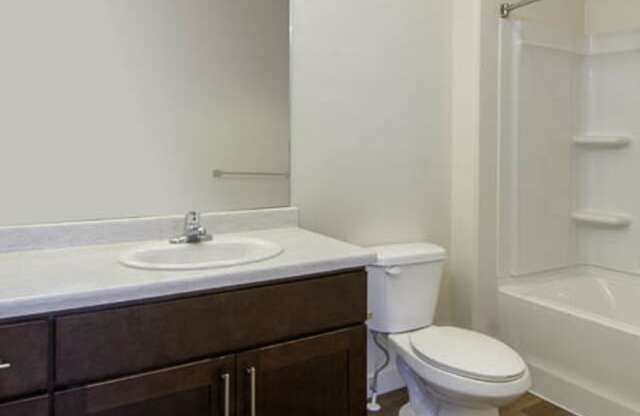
[
  {"x1": 0, "y1": 269, "x2": 366, "y2": 416},
  {"x1": 0, "y1": 211, "x2": 375, "y2": 416}
]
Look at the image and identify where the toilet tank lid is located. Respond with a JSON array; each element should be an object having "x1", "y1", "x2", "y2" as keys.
[{"x1": 370, "y1": 243, "x2": 446, "y2": 266}]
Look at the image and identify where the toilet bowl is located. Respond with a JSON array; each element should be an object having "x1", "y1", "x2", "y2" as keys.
[
  {"x1": 390, "y1": 327, "x2": 530, "y2": 416},
  {"x1": 367, "y1": 243, "x2": 531, "y2": 416}
]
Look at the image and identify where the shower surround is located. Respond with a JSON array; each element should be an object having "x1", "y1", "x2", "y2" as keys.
[{"x1": 497, "y1": 20, "x2": 640, "y2": 416}]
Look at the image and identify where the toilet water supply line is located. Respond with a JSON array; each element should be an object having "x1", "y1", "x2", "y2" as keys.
[{"x1": 367, "y1": 331, "x2": 391, "y2": 412}]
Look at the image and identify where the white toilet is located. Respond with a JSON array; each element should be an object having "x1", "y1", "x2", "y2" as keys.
[{"x1": 367, "y1": 243, "x2": 531, "y2": 416}]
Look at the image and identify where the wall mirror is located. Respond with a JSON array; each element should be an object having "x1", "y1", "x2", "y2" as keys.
[{"x1": 0, "y1": 0, "x2": 290, "y2": 226}]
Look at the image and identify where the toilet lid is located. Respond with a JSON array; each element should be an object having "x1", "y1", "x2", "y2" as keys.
[{"x1": 409, "y1": 327, "x2": 526, "y2": 383}]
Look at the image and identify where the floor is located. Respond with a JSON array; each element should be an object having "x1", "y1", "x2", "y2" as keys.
[{"x1": 369, "y1": 389, "x2": 575, "y2": 416}]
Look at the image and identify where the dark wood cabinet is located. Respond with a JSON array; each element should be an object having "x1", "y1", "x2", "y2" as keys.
[
  {"x1": 56, "y1": 271, "x2": 366, "y2": 386},
  {"x1": 0, "y1": 269, "x2": 367, "y2": 416},
  {"x1": 237, "y1": 326, "x2": 366, "y2": 416},
  {"x1": 55, "y1": 357, "x2": 235, "y2": 416},
  {"x1": 0, "y1": 395, "x2": 49, "y2": 416},
  {"x1": 0, "y1": 321, "x2": 49, "y2": 401}
]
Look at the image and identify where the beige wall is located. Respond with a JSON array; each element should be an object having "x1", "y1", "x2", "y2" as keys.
[
  {"x1": 291, "y1": 0, "x2": 452, "y2": 253},
  {"x1": 585, "y1": 0, "x2": 640, "y2": 34}
]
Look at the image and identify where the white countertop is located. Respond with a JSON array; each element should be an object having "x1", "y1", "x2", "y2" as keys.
[{"x1": 0, "y1": 227, "x2": 376, "y2": 320}]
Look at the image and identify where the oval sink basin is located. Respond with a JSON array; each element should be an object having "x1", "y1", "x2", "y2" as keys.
[{"x1": 120, "y1": 237, "x2": 283, "y2": 271}]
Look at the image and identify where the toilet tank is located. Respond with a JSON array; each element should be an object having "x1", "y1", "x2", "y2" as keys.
[{"x1": 367, "y1": 243, "x2": 446, "y2": 333}]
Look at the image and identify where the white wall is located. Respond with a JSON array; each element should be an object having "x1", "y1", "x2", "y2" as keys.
[
  {"x1": 0, "y1": 0, "x2": 289, "y2": 226},
  {"x1": 586, "y1": 0, "x2": 640, "y2": 34},
  {"x1": 291, "y1": 0, "x2": 452, "y2": 392}
]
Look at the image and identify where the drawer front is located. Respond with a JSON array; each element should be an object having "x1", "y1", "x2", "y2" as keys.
[
  {"x1": 56, "y1": 271, "x2": 366, "y2": 386},
  {"x1": 0, "y1": 321, "x2": 49, "y2": 400},
  {"x1": 0, "y1": 395, "x2": 49, "y2": 416}
]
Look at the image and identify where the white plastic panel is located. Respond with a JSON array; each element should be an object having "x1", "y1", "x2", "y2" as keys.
[
  {"x1": 501, "y1": 22, "x2": 578, "y2": 276},
  {"x1": 500, "y1": 22, "x2": 640, "y2": 275},
  {"x1": 576, "y1": 40, "x2": 640, "y2": 272},
  {"x1": 573, "y1": 135, "x2": 631, "y2": 147},
  {"x1": 571, "y1": 210, "x2": 632, "y2": 227}
]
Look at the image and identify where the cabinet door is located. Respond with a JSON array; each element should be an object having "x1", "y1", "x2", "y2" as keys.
[
  {"x1": 55, "y1": 356, "x2": 235, "y2": 416},
  {"x1": 0, "y1": 395, "x2": 49, "y2": 416},
  {"x1": 237, "y1": 325, "x2": 366, "y2": 416}
]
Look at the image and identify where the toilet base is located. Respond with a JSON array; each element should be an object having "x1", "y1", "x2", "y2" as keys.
[
  {"x1": 397, "y1": 356, "x2": 499, "y2": 416},
  {"x1": 399, "y1": 403, "x2": 499, "y2": 416},
  {"x1": 399, "y1": 403, "x2": 416, "y2": 416}
]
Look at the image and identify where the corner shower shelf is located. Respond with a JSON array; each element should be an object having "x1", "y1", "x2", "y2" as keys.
[
  {"x1": 572, "y1": 210, "x2": 632, "y2": 228},
  {"x1": 573, "y1": 135, "x2": 631, "y2": 148}
]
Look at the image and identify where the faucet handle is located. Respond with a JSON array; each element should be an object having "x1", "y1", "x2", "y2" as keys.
[{"x1": 171, "y1": 211, "x2": 211, "y2": 244}]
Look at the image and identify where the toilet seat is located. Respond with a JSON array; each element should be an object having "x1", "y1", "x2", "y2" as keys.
[
  {"x1": 389, "y1": 330, "x2": 531, "y2": 408},
  {"x1": 408, "y1": 327, "x2": 526, "y2": 383}
]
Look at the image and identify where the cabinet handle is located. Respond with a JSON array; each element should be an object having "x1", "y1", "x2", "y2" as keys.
[
  {"x1": 221, "y1": 373, "x2": 230, "y2": 416},
  {"x1": 0, "y1": 362, "x2": 10, "y2": 370},
  {"x1": 246, "y1": 367, "x2": 256, "y2": 416}
]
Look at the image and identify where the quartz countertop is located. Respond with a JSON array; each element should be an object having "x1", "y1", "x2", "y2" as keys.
[{"x1": 0, "y1": 227, "x2": 376, "y2": 320}]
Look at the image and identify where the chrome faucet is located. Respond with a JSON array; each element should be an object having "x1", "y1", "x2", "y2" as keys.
[{"x1": 170, "y1": 211, "x2": 213, "y2": 244}]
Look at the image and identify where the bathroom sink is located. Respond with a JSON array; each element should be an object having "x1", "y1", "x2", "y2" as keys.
[{"x1": 120, "y1": 237, "x2": 283, "y2": 271}]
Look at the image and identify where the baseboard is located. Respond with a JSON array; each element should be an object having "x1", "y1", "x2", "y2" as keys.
[{"x1": 367, "y1": 365, "x2": 405, "y2": 397}]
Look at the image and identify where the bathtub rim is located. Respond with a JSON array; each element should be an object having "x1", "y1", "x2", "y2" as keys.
[{"x1": 498, "y1": 265, "x2": 640, "y2": 337}]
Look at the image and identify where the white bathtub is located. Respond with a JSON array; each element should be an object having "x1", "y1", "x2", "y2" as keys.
[{"x1": 498, "y1": 267, "x2": 640, "y2": 416}]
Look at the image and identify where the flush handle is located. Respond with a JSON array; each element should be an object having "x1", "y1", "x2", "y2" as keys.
[{"x1": 385, "y1": 266, "x2": 402, "y2": 276}]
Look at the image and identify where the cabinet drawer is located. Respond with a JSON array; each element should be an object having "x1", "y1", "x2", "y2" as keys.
[
  {"x1": 0, "y1": 321, "x2": 49, "y2": 400},
  {"x1": 56, "y1": 271, "x2": 366, "y2": 386},
  {"x1": 0, "y1": 395, "x2": 49, "y2": 416}
]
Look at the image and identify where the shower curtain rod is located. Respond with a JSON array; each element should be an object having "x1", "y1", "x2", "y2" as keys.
[{"x1": 500, "y1": 0, "x2": 545, "y2": 18}]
